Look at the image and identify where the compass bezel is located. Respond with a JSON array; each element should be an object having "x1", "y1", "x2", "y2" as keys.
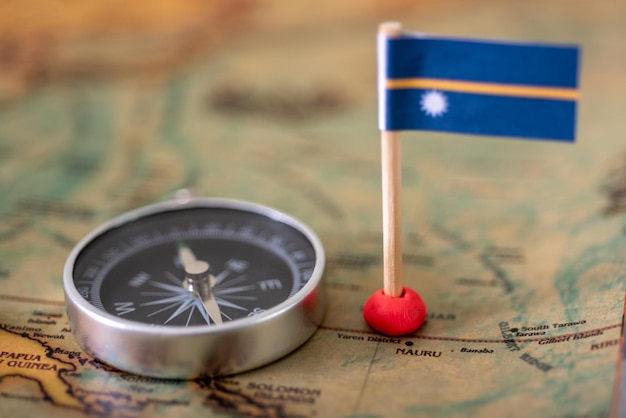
[{"x1": 63, "y1": 197, "x2": 326, "y2": 378}]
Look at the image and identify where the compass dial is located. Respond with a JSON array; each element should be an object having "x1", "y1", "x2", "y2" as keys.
[
  {"x1": 64, "y1": 198, "x2": 326, "y2": 378},
  {"x1": 74, "y1": 206, "x2": 316, "y2": 326}
]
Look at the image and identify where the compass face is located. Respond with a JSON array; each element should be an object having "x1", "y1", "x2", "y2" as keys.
[{"x1": 72, "y1": 203, "x2": 318, "y2": 327}]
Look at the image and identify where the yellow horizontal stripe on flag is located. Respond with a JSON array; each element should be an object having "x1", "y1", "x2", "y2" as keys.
[{"x1": 386, "y1": 78, "x2": 579, "y2": 100}]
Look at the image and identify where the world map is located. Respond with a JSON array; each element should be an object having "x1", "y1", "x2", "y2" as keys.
[{"x1": 0, "y1": 0, "x2": 625, "y2": 417}]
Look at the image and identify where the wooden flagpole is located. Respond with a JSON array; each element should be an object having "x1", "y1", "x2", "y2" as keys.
[
  {"x1": 381, "y1": 130, "x2": 403, "y2": 297},
  {"x1": 379, "y1": 22, "x2": 404, "y2": 298}
]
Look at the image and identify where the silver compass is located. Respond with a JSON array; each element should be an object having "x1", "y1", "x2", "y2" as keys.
[{"x1": 63, "y1": 198, "x2": 326, "y2": 378}]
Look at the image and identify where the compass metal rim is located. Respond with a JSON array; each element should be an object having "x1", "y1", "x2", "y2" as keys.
[{"x1": 63, "y1": 197, "x2": 326, "y2": 378}]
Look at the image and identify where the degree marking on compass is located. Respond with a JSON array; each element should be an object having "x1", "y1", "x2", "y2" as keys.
[
  {"x1": 255, "y1": 229, "x2": 272, "y2": 241},
  {"x1": 224, "y1": 223, "x2": 237, "y2": 233},
  {"x1": 283, "y1": 243, "x2": 301, "y2": 253},
  {"x1": 130, "y1": 234, "x2": 151, "y2": 247}
]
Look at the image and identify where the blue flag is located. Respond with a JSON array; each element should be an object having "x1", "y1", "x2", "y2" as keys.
[{"x1": 378, "y1": 29, "x2": 580, "y2": 141}]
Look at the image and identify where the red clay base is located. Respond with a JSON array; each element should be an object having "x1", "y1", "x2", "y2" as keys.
[{"x1": 363, "y1": 287, "x2": 427, "y2": 336}]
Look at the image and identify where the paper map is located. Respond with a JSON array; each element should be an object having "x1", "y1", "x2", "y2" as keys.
[{"x1": 0, "y1": 1, "x2": 625, "y2": 417}]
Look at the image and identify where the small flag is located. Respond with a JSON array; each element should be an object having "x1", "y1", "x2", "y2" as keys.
[{"x1": 378, "y1": 30, "x2": 580, "y2": 141}]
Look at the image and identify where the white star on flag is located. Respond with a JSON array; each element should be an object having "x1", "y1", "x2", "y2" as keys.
[{"x1": 420, "y1": 90, "x2": 448, "y2": 117}]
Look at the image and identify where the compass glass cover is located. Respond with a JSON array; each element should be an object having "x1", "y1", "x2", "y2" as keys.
[{"x1": 72, "y1": 206, "x2": 318, "y2": 327}]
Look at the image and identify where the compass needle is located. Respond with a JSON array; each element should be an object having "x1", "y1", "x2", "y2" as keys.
[
  {"x1": 64, "y1": 198, "x2": 326, "y2": 378},
  {"x1": 200, "y1": 293, "x2": 223, "y2": 325},
  {"x1": 180, "y1": 254, "x2": 224, "y2": 325},
  {"x1": 177, "y1": 242, "x2": 197, "y2": 269}
]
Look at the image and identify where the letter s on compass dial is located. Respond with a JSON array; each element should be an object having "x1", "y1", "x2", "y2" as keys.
[{"x1": 63, "y1": 198, "x2": 326, "y2": 379}]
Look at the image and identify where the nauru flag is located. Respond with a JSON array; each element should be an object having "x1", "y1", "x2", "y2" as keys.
[{"x1": 378, "y1": 27, "x2": 580, "y2": 141}]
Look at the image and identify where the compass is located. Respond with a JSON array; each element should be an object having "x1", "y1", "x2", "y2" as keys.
[{"x1": 63, "y1": 198, "x2": 326, "y2": 378}]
